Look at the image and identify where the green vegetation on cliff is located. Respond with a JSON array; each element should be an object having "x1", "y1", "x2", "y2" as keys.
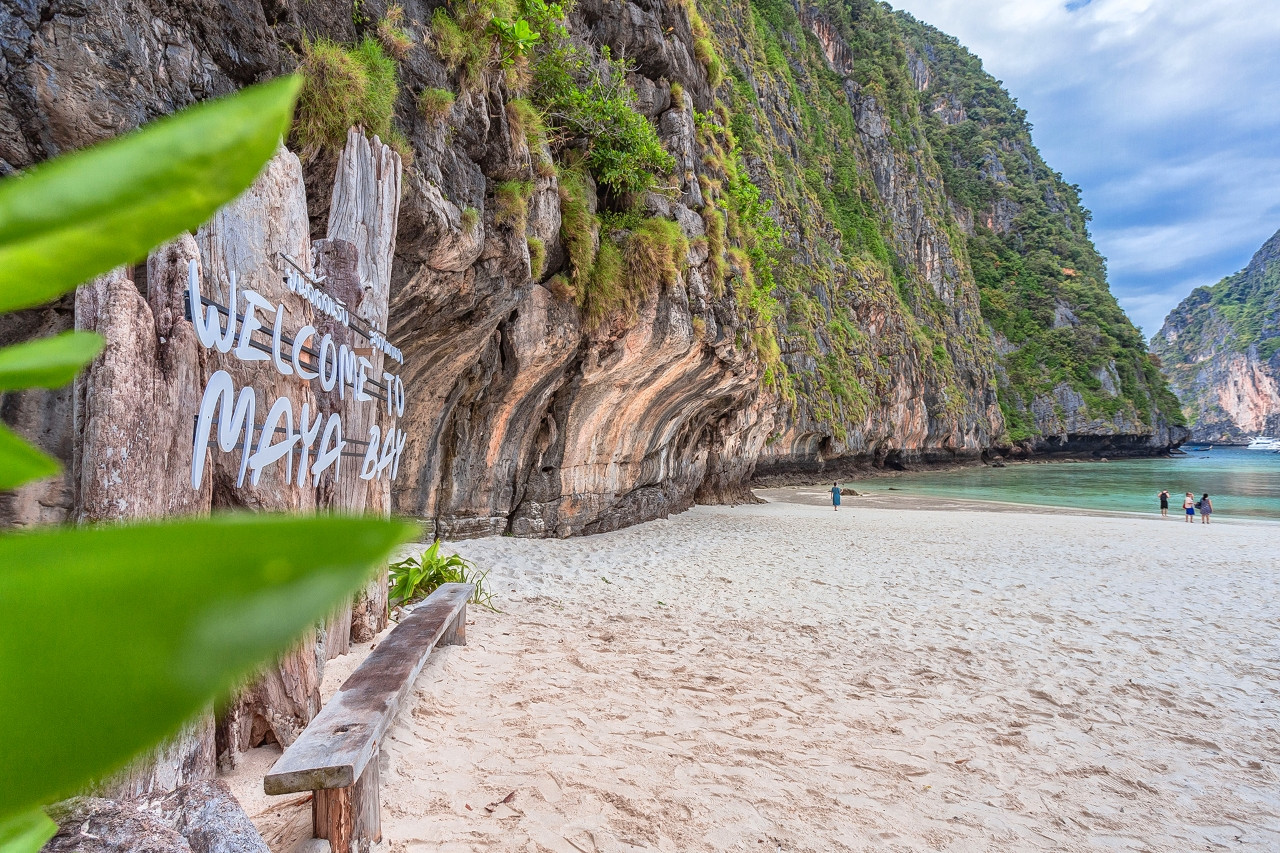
[
  {"x1": 895, "y1": 15, "x2": 1183, "y2": 438},
  {"x1": 418, "y1": 0, "x2": 1181, "y2": 451},
  {"x1": 1151, "y1": 229, "x2": 1280, "y2": 439},
  {"x1": 1157, "y1": 230, "x2": 1280, "y2": 361},
  {"x1": 698, "y1": 0, "x2": 997, "y2": 440}
]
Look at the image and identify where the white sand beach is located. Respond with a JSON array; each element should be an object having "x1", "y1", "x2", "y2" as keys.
[{"x1": 234, "y1": 493, "x2": 1280, "y2": 852}]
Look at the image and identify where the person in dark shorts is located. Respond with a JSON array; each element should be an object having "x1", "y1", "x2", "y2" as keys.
[
  {"x1": 831, "y1": 482, "x2": 841, "y2": 511},
  {"x1": 1183, "y1": 492, "x2": 1195, "y2": 522},
  {"x1": 1158, "y1": 489, "x2": 1169, "y2": 517},
  {"x1": 1200, "y1": 494, "x2": 1212, "y2": 524}
]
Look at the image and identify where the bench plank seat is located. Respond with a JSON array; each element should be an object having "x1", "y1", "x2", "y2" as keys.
[{"x1": 264, "y1": 582, "x2": 472, "y2": 796}]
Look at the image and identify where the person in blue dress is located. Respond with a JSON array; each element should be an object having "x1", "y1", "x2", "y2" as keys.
[{"x1": 831, "y1": 481, "x2": 841, "y2": 511}]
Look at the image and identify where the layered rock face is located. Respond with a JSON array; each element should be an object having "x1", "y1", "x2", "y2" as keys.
[
  {"x1": 1, "y1": 0, "x2": 1184, "y2": 538},
  {"x1": 1151, "y1": 229, "x2": 1280, "y2": 443}
]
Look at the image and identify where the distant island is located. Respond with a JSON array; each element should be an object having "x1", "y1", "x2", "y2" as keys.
[{"x1": 1151, "y1": 228, "x2": 1280, "y2": 443}]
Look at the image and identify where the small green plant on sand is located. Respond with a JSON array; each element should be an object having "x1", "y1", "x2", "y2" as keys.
[{"x1": 389, "y1": 541, "x2": 497, "y2": 610}]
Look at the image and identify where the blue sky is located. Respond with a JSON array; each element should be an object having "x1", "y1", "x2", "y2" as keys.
[{"x1": 890, "y1": 0, "x2": 1280, "y2": 337}]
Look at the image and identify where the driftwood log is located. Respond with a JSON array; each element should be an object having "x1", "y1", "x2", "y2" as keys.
[{"x1": 265, "y1": 584, "x2": 472, "y2": 853}]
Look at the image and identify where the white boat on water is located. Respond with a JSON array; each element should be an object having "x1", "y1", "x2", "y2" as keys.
[{"x1": 1245, "y1": 436, "x2": 1280, "y2": 450}]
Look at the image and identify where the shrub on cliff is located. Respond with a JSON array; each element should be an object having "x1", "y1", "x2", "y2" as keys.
[
  {"x1": 294, "y1": 35, "x2": 401, "y2": 156},
  {"x1": 898, "y1": 14, "x2": 1184, "y2": 432},
  {"x1": 517, "y1": 0, "x2": 674, "y2": 197},
  {"x1": 627, "y1": 217, "x2": 689, "y2": 292},
  {"x1": 418, "y1": 87, "x2": 455, "y2": 122}
]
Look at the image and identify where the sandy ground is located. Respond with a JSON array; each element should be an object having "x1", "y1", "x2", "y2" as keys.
[{"x1": 230, "y1": 493, "x2": 1280, "y2": 852}]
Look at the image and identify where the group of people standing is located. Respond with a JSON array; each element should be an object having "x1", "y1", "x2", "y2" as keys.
[{"x1": 1158, "y1": 490, "x2": 1213, "y2": 523}]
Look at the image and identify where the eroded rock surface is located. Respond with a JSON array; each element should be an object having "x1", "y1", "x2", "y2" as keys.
[
  {"x1": 1, "y1": 0, "x2": 1186, "y2": 539},
  {"x1": 44, "y1": 783, "x2": 269, "y2": 853}
]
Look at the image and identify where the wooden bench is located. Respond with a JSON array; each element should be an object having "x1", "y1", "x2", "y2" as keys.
[{"x1": 264, "y1": 583, "x2": 473, "y2": 853}]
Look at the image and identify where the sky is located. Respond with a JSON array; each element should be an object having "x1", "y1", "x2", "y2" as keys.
[{"x1": 889, "y1": 0, "x2": 1280, "y2": 337}]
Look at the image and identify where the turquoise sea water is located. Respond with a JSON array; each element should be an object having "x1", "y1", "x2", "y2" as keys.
[{"x1": 845, "y1": 447, "x2": 1280, "y2": 522}]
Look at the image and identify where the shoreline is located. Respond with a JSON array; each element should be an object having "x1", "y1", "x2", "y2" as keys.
[
  {"x1": 756, "y1": 485, "x2": 1280, "y2": 525},
  {"x1": 751, "y1": 448, "x2": 1186, "y2": 488}
]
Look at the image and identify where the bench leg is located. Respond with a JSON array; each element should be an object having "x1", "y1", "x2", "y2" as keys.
[
  {"x1": 313, "y1": 754, "x2": 381, "y2": 853},
  {"x1": 442, "y1": 601, "x2": 467, "y2": 646}
]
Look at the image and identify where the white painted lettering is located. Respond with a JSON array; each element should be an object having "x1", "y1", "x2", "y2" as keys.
[
  {"x1": 355, "y1": 357, "x2": 373, "y2": 402},
  {"x1": 293, "y1": 325, "x2": 318, "y2": 380},
  {"x1": 319, "y1": 334, "x2": 338, "y2": 392},
  {"x1": 191, "y1": 370, "x2": 255, "y2": 489},
  {"x1": 359, "y1": 424, "x2": 381, "y2": 481},
  {"x1": 311, "y1": 413, "x2": 345, "y2": 480},
  {"x1": 390, "y1": 428, "x2": 408, "y2": 479},
  {"x1": 234, "y1": 290, "x2": 272, "y2": 362},
  {"x1": 296, "y1": 403, "x2": 323, "y2": 487},
  {"x1": 249, "y1": 396, "x2": 298, "y2": 485},
  {"x1": 271, "y1": 302, "x2": 292, "y2": 376}
]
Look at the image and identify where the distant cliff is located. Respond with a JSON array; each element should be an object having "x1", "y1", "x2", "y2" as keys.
[
  {"x1": 1151, "y1": 229, "x2": 1280, "y2": 443},
  {"x1": 894, "y1": 13, "x2": 1186, "y2": 456},
  {"x1": 1, "y1": 0, "x2": 1186, "y2": 536}
]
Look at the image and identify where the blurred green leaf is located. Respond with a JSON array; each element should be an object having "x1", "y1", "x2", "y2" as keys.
[
  {"x1": 0, "y1": 514, "x2": 415, "y2": 819},
  {"x1": 0, "y1": 810, "x2": 55, "y2": 853},
  {"x1": 0, "y1": 424, "x2": 59, "y2": 491},
  {"x1": 0, "y1": 75, "x2": 301, "y2": 314},
  {"x1": 0, "y1": 332, "x2": 103, "y2": 391}
]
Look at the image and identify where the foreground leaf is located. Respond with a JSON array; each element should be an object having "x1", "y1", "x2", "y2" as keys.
[
  {"x1": 0, "y1": 332, "x2": 104, "y2": 391},
  {"x1": 0, "y1": 514, "x2": 415, "y2": 819},
  {"x1": 0, "y1": 424, "x2": 59, "y2": 491},
  {"x1": 0, "y1": 75, "x2": 301, "y2": 313},
  {"x1": 0, "y1": 810, "x2": 55, "y2": 853}
]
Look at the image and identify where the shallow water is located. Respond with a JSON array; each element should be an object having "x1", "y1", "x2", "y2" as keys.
[{"x1": 845, "y1": 447, "x2": 1280, "y2": 521}]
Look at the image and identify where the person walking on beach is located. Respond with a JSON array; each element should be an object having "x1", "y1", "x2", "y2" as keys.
[
  {"x1": 1199, "y1": 493, "x2": 1212, "y2": 524},
  {"x1": 831, "y1": 482, "x2": 841, "y2": 512},
  {"x1": 1183, "y1": 492, "x2": 1195, "y2": 523},
  {"x1": 1158, "y1": 489, "x2": 1169, "y2": 518}
]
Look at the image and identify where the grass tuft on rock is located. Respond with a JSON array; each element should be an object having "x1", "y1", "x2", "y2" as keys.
[
  {"x1": 506, "y1": 97, "x2": 545, "y2": 152},
  {"x1": 547, "y1": 273, "x2": 574, "y2": 301},
  {"x1": 418, "y1": 87, "x2": 456, "y2": 122},
  {"x1": 582, "y1": 237, "x2": 627, "y2": 326},
  {"x1": 527, "y1": 236, "x2": 546, "y2": 279},
  {"x1": 558, "y1": 164, "x2": 600, "y2": 288},
  {"x1": 627, "y1": 217, "x2": 688, "y2": 292},
  {"x1": 294, "y1": 35, "x2": 400, "y2": 154},
  {"x1": 377, "y1": 4, "x2": 415, "y2": 59},
  {"x1": 494, "y1": 179, "x2": 533, "y2": 233}
]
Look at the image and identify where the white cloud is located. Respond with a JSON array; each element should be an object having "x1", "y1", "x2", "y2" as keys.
[{"x1": 892, "y1": 0, "x2": 1280, "y2": 330}]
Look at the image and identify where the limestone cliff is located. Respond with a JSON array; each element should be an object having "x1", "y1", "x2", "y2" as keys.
[
  {"x1": 1151, "y1": 228, "x2": 1280, "y2": 443},
  {"x1": 894, "y1": 13, "x2": 1187, "y2": 456},
  {"x1": 0, "y1": 0, "x2": 1184, "y2": 537}
]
